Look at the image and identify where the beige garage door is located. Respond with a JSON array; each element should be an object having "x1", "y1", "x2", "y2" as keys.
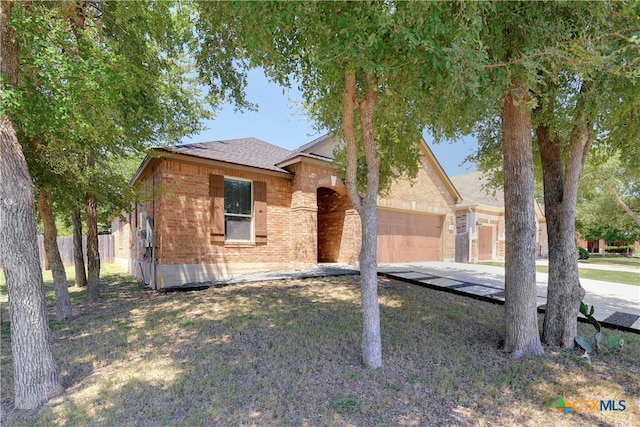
[{"x1": 377, "y1": 209, "x2": 443, "y2": 263}]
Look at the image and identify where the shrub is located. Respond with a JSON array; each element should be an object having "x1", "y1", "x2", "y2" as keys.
[
  {"x1": 577, "y1": 246, "x2": 590, "y2": 260},
  {"x1": 605, "y1": 245, "x2": 634, "y2": 255}
]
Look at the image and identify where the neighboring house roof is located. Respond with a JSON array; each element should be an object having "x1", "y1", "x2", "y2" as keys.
[
  {"x1": 450, "y1": 171, "x2": 546, "y2": 221},
  {"x1": 161, "y1": 138, "x2": 293, "y2": 173},
  {"x1": 450, "y1": 171, "x2": 504, "y2": 209}
]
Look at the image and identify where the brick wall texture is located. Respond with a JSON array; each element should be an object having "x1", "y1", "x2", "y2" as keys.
[{"x1": 115, "y1": 149, "x2": 458, "y2": 287}]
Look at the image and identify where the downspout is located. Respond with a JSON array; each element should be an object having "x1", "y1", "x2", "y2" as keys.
[
  {"x1": 151, "y1": 165, "x2": 157, "y2": 290},
  {"x1": 468, "y1": 207, "x2": 473, "y2": 263}
]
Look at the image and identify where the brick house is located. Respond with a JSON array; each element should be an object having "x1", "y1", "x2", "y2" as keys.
[
  {"x1": 450, "y1": 171, "x2": 548, "y2": 263},
  {"x1": 112, "y1": 135, "x2": 461, "y2": 289}
]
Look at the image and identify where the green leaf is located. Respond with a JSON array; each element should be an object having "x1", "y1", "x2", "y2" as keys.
[
  {"x1": 587, "y1": 316, "x2": 601, "y2": 333},
  {"x1": 579, "y1": 301, "x2": 588, "y2": 316},
  {"x1": 595, "y1": 332, "x2": 603, "y2": 350},
  {"x1": 607, "y1": 334, "x2": 618, "y2": 349},
  {"x1": 575, "y1": 336, "x2": 593, "y2": 353}
]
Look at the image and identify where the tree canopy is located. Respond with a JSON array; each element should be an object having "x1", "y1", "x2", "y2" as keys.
[
  {"x1": 195, "y1": 0, "x2": 480, "y2": 367},
  {"x1": 8, "y1": 0, "x2": 211, "y2": 220},
  {"x1": 1, "y1": 0, "x2": 212, "y2": 408},
  {"x1": 462, "y1": 0, "x2": 640, "y2": 349},
  {"x1": 578, "y1": 153, "x2": 640, "y2": 243}
]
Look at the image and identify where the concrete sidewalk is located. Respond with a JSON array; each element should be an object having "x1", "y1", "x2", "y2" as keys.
[{"x1": 378, "y1": 262, "x2": 640, "y2": 333}]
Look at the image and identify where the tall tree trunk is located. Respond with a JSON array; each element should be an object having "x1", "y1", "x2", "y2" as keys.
[
  {"x1": 1, "y1": 1, "x2": 64, "y2": 409},
  {"x1": 501, "y1": 84, "x2": 544, "y2": 357},
  {"x1": 37, "y1": 186, "x2": 72, "y2": 320},
  {"x1": 0, "y1": 119, "x2": 65, "y2": 409},
  {"x1": 71, "y1": 206, "x2": 87, "y2": 287},
  {"x1": 539, "y1": 132, "x2": 585, "y2": 348},
  {"x1": 342, "y1": 70, "x2": 382, "y2": 369},
  {"x1": 85, "y1": 188, "x2": 100, "y2": 302},
  {"x1": 539, "y1": 84, "x2": 592, "y2": 348}
]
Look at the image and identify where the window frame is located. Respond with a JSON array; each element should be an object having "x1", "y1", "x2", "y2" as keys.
[{"x1": 223, "y1": 177, "x2": 253, "y2": 242}]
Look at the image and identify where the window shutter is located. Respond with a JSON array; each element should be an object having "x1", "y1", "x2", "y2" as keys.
[
  {"x1": 254, "y1": 181, "x2": 267, "y2": 244},
  {"x1": 210, "y1": 174, "x2": 224, "y2": 243}
]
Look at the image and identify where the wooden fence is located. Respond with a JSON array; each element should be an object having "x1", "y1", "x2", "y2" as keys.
[
  {"x1": 0, "y1": 235, "x2": 114, "y2": 270},
  {"x1": 455, "y1": 232, "x2": 469, "y2": 263}
]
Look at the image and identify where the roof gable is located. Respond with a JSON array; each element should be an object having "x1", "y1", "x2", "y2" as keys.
[
  {"x1": 293, "y1": 134, "x2": 336, "y2": 158},
  {"x1": 276, "y1": 134, "x2": 336, "y2": 166},
  {"x1": 283, "y1": 134, "x2": 461, "y2": 203}
]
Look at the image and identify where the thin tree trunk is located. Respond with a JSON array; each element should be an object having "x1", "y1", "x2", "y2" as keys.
[
  {"x1": 358, "y1": 204, "x2": 381, "y2": 368},
  {"x1": 1, "y1": 1, "x2": 63, "y2": 409},
  {"x1": 358, "y1": 73, "x2": 382, "y2": 369},
  {"x1": 342, "y1": 69, "x2": 382, "y2": 369},
  {"x1": 501, "y1": 83, "x2": 544, "y2": 357},
  {"x1": 37, "y1": 186, "x2": 72, "y2": 320},
  {"x1": 85, "y1": 188, "x2": 100, "y2": 301},
  {"x1": 71, "y1": 206, "x2": 87, "y2": 287},
  {"x1": 539, "y1": 84, "x2": 592, "y2": 348},
  {"x1": 609, "y1": 188, "x2": 640, "y2": 227}
]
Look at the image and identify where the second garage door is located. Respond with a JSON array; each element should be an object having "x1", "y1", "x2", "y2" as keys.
[
  {"x1": 377, "y1": 209, "x2": 443, "y2": 263},
  {"x1": 478, "y1": 225, "x2": 495, "y2": 261}
]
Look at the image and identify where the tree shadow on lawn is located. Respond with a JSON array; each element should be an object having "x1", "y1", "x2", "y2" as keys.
[{"x1": 1, "y1": 275, "x2": 638, "y2": 426}]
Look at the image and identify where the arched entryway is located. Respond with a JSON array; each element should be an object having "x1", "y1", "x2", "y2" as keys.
[{"x1": 317, "y1": 187, "x2": 347, "y2": 263}]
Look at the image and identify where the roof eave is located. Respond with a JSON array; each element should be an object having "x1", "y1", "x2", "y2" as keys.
[
  {"x1": 130, "y1": 154, "x2": 154, "y2": 185},
  {"x1": 156, "y1": 149, "x2": 294, "y2": 178},
  {"x1": 421, "y1": 139, "x2": 463, "y2": 204},
  {"x1": 455, "y1": 203, "x2": 504, "y2": 213},
  {"x1": 277, "y1": 153, "x2": 333, "y2": 169}
]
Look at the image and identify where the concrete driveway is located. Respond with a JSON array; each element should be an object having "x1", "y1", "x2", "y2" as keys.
[{"x1": 378, "y1": 261, "x2": 640, "y2": 333}]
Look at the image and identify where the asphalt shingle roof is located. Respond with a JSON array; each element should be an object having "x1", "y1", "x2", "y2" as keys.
[
  {"x1": 276, "y1": 134, "x2": 335, "y2": 165},
  {"x1": 161, "y1": 138, "x2": 294, "y2": 173},
  {"x1": 289, "y1": 134, "x2": 333, "y2": 156},
  {"x1": 450, "y1": 171, "x2": 504, "y2": 208}
]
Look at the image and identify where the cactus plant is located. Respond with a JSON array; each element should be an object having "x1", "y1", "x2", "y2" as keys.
[{"x1": 575, "y1": 301, "x2": 624, "y2": 357}]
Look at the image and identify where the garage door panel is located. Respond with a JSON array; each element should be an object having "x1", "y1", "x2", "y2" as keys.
[
  {"x1": 377, "y1": 210, "x2": 442, "y2": 263},
  {"x1": 478, "y1": 226, "x2": 494, "y2": 261}
]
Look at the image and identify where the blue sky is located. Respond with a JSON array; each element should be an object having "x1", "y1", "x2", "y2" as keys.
[{"x1": 181, "y1": 69, "x2": 478, "y2": 177}]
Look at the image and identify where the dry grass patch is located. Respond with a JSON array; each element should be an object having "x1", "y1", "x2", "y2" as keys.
[{"x1": 1, "y1": 265, "x2": 639, "y2": 426}]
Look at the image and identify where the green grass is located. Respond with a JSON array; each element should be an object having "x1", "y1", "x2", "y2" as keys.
[
  {"x1": 331, "y1": 397, "x2": 361, "y2": 414},
  {"x1": 580, "y1": 254, "x2": 640, "y2": 268},
  {"x1": 1, "y1": 265, "x2": 639, "y2": 426},
  {"x1": 536, "y1": 265, "x2": 640, "y2": 286},
  {"x1": 478, "y1": 262, "x2": 639, "y2": 286},
  {"x1": 0, "y1": 264, "x2": 136, "y2": 304}
]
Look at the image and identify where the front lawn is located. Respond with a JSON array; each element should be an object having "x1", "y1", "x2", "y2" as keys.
[
  {"x1": 580, "y1": 254, "x2": 640, "y2": 269},
  {"x1": 478, "y1": 262, "x2": 639, "y2": 286},
  {"x1": 535, "y1": 265, "x2": 640, "y2": 286},
  {"x1": 1, "y1": 265, "x2": 638, "y2": 426}
]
